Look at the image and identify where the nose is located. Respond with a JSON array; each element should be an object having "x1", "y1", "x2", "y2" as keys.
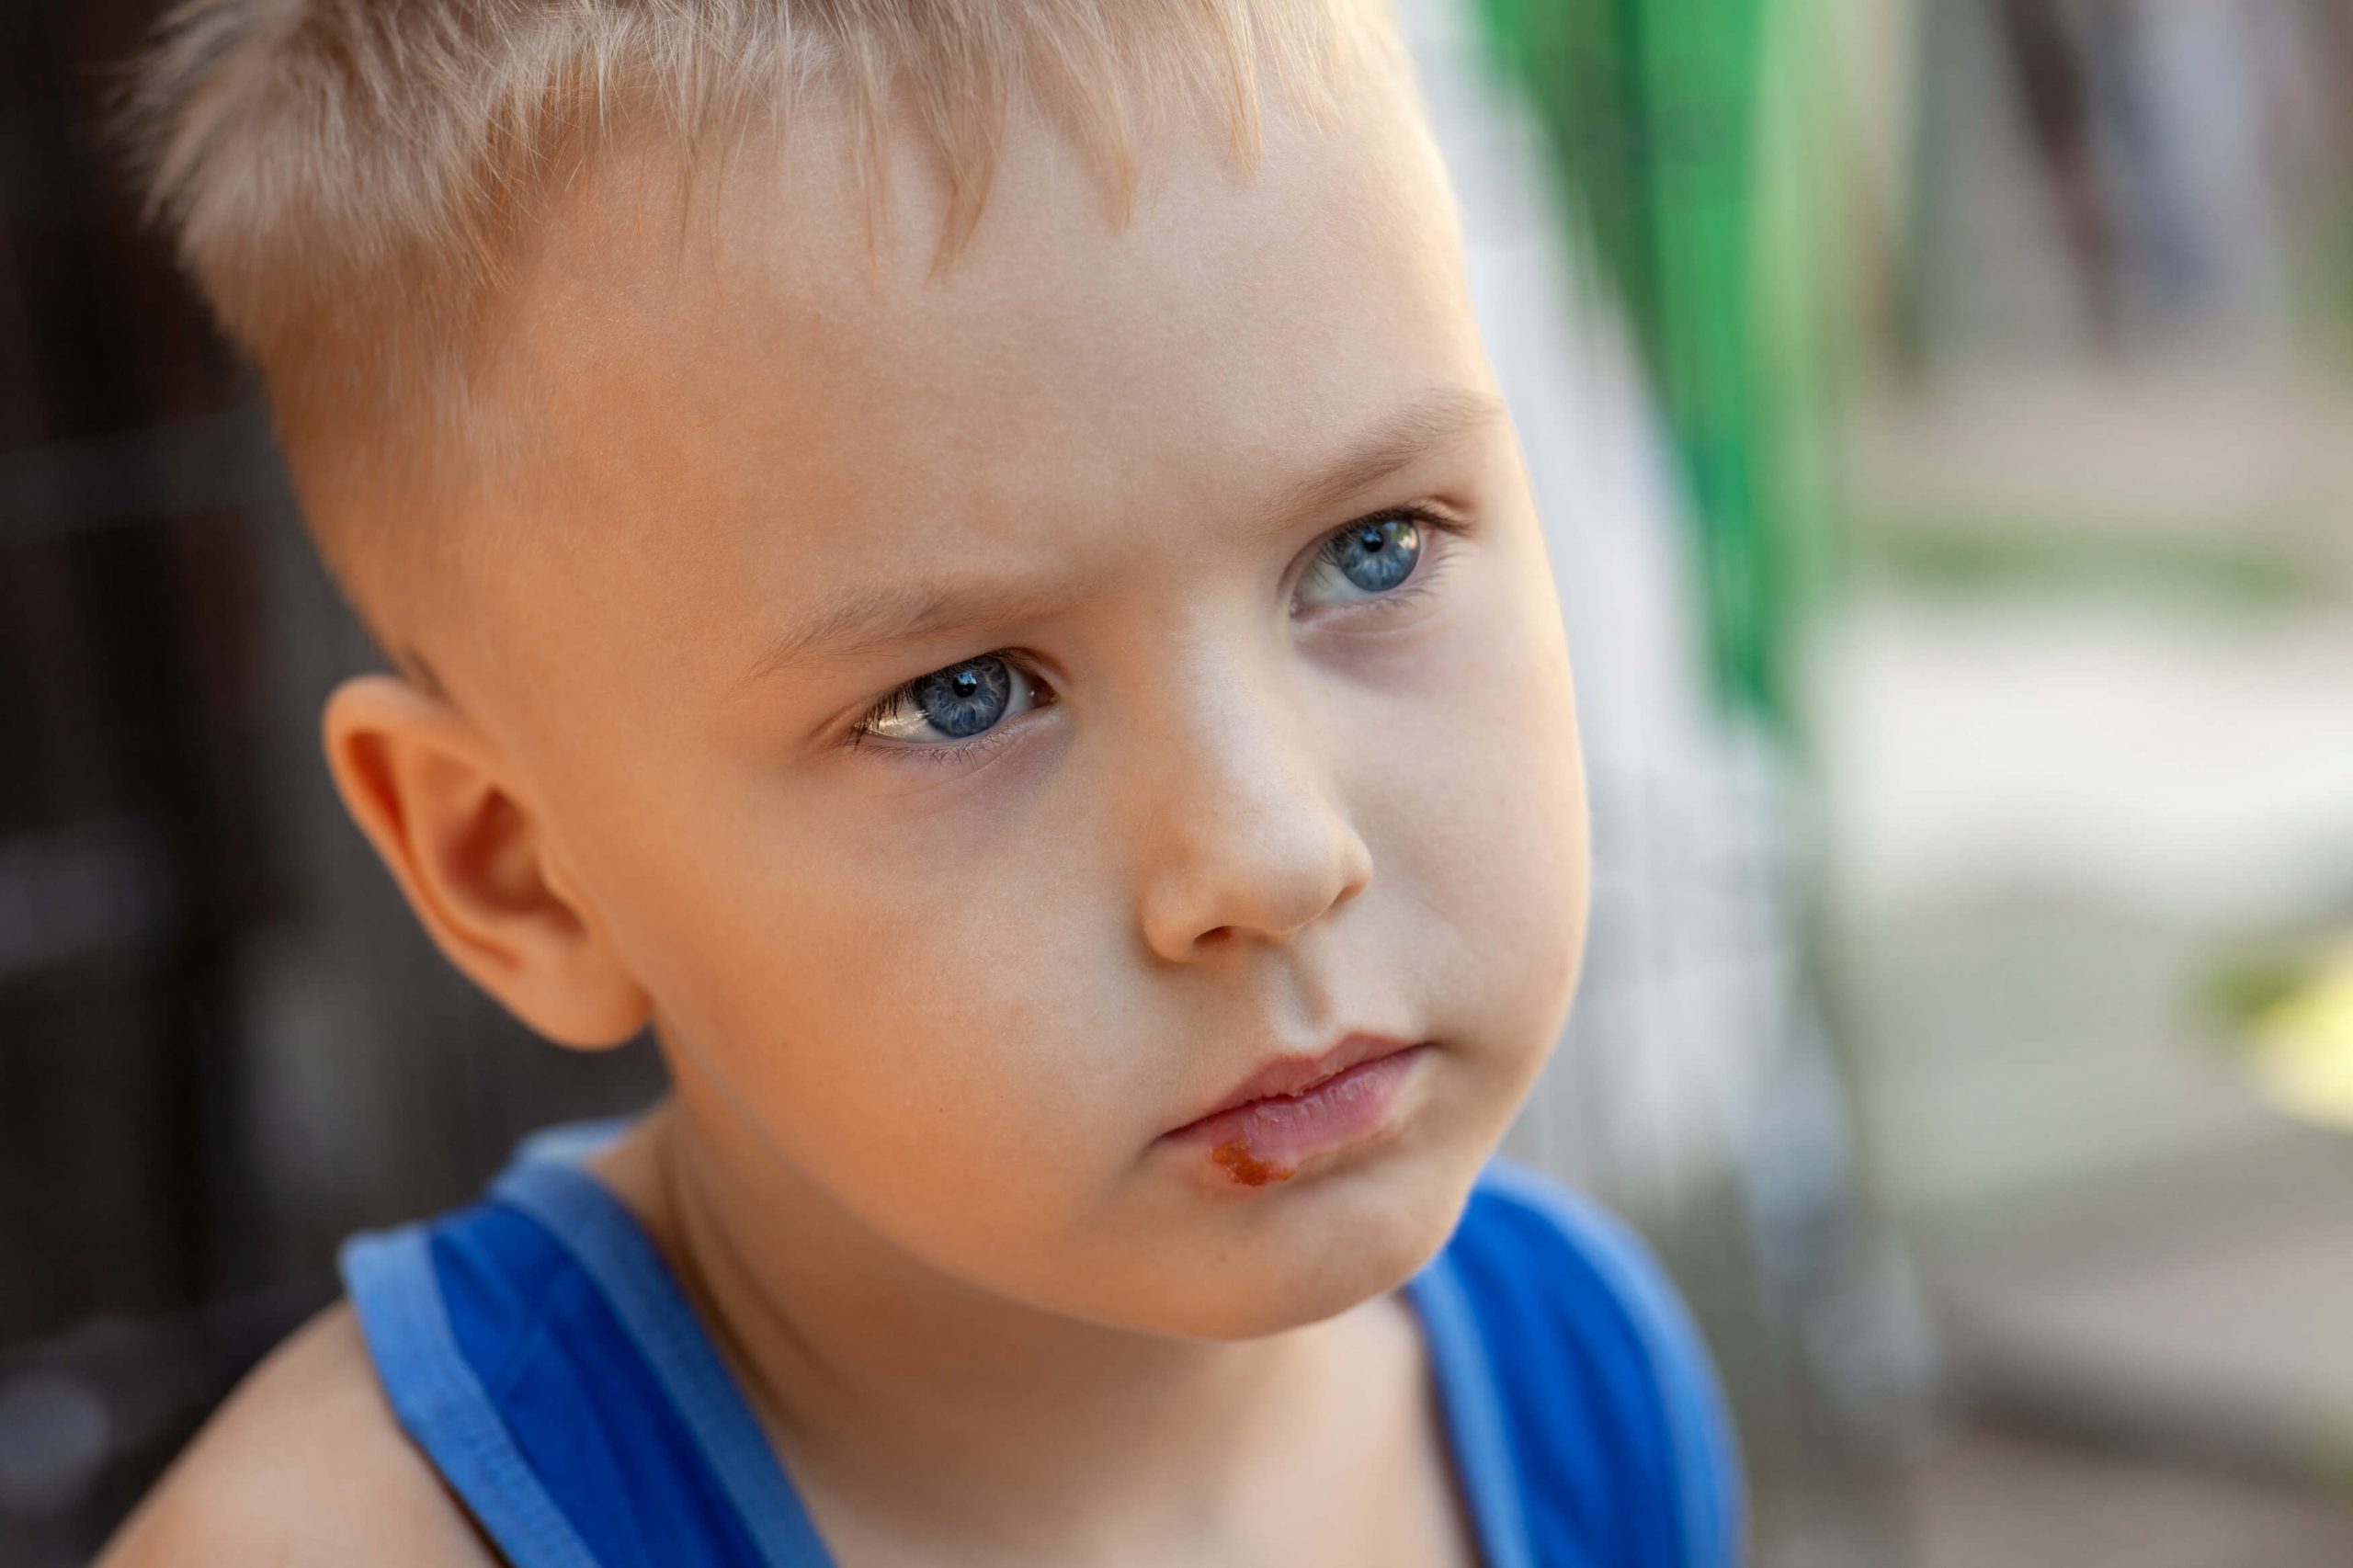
[{"x1": 1131, "y1": 671, "x2": 1375, "y2": 964}]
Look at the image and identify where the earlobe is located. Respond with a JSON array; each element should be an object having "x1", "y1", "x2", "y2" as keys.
[{"x1": 320, "y1": 673, "x2": 652, "y2": 1051}]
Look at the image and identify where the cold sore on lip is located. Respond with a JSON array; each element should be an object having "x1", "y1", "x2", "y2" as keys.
[
  {"x1": 1180, "y1": 1043, "x2": 1427, "y2": 1187},
  {"x1": 1211, "y1": 1138, "x2": 1295, "y2": 1187}
]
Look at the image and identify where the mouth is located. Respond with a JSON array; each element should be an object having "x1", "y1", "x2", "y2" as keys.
[{"x1": 1160, "y1": 1035, "x2": 1430, "y2": 1187}]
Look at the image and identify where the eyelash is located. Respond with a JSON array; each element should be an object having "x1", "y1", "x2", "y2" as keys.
[
  {"x1": 844, "y1": 705, "x2": 1035, "y2": 768},
  {"x1": 1299, "y1": 502, "x2": 1465, "y2": 619},
  {"x1": 845, "y1": 503, "x2": 1469, "y2": 767}
]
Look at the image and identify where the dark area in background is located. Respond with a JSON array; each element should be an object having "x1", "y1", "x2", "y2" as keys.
[{"x1": 0, "y1": 6, "x2": 662, "y2": 1561}]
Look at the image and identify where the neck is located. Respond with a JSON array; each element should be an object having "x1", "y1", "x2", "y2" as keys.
[{"x1": 589, "y1": 1092, "x2": 1402, "y2": 1557}]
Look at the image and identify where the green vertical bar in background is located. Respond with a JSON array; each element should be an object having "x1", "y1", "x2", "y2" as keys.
[{"x1": 1471, "y1": 0, "x2": 1845, "y2": 727}]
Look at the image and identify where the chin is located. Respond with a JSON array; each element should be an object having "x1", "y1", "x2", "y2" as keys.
[{"x1": 1147, "y1": 1146, "x2": 1484, "y2": 1340}]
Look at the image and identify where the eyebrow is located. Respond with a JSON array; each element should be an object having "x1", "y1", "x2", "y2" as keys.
[
  {"x1": 1255, "y1": 384, "x2": 1506, "y2": 536},
  {"x1": 737, "y1": 574, "x2": 1074, "y2": 687},
  {"x1": 737, "y1": 383, "x2": 1507, "y2": 687}
]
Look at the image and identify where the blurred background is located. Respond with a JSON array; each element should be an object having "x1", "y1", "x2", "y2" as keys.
[{"x1": 6, "y1": 0, "x2": 2353, "y2": 1562}]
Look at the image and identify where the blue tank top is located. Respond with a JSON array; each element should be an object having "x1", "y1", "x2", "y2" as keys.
[{"x1": 340, "y1": 1120, "x2": 1744, "y2": 1568}]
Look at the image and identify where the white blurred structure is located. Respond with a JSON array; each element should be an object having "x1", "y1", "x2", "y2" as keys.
[{"x1": 1396, "y1": 4, "x2": 1936, "y2": 1556}]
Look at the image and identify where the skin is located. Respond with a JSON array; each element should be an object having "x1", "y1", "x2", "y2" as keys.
[{"x1": 102, "y1": 56, "x2": 1590, "y2": 1568}]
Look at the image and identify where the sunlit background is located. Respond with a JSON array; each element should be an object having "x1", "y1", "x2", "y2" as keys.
[{"x1": 6, "y1": 1, "x2": 2353, "y2": 1562}]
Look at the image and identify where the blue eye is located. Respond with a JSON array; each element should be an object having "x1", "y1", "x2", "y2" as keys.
[
  {"x1": 857, "y1": 654, "x2": 1043, "y2": 746},
  {"x1": 1300, "y1": 514, "x2": 1423, "y2": 605}
]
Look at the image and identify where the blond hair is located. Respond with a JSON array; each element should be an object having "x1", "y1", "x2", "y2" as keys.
[{"x1": 122, "y1": 0, "x2": 1403, "y2": 660}]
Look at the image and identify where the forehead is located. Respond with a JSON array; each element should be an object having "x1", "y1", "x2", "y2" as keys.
[{"x1": 502, "y1": 74, "x2": 1486, "y2": 666}]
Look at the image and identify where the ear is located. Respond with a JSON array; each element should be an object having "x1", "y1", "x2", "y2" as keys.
[{"x1": 321, "y1": 673, "x2": 652, "y2": 1050}]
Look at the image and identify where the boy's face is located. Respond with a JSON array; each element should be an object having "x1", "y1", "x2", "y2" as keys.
[{"x1": 443, "y1": 74, "x2": 1588, "y2": 1336}]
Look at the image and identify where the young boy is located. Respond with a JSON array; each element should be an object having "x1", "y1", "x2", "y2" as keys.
[{"x1": 104, "y1": 1, "x2": 1743, "y2": 1562}]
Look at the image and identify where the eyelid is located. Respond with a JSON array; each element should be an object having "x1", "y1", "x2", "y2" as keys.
[
  {"x1": 846, "y1": 714, "x2": 1036, "y2": 769},
  {"x1": 1289, "y1": 500, "x2": 1468, "y2": 611},
  {"x1": 844, "y1": 652, "x2": 1052, "y2": 761},
  {"x1": 1321, "y1": 499, "x2": 1470, "y2": 560}
]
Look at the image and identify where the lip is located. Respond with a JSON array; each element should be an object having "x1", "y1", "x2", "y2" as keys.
[
  {"x1": 1160, "y1": 1035, "x2": 1429, "y2": 1186},
  {"x1": 1169, "y1": 1032, "x2": 1422, "y2": 1131}
]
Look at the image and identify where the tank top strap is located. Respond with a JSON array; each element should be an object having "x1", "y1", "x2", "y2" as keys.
[
  {"x1": 1419, "y1": 1158, "x2": 1745, "y2": 1568},
  {"x1": 341, "y1": 1226, "x2": 605, "y2": 1568},
  {"x1": 486, "y1": 1156, "x2": 837, "y2": 1568},
  {"x1": 1400, "y1": 1254, "x2": 1544, "y2": 1568},
  {"x1": 340, "y1": 1141, "x2": 837, "y2": 1568}
]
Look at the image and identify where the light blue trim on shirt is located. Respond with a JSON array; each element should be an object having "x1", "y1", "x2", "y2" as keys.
[
  {"x1": 1478, "y1": 1161, "x2": 1746, "y2": 1568},
  {"x1": 489, "y1": 1155, "x2": 838, "y2": 1568},
  {"x1": 341, "y1": 1226, "x2": 604, "y2": 1568},
  {"x1": 1403, "y1": 1256, "x2": 1542, "y2": 1568},
  {"x1": 513, "y1": 1114, "x2": 637, "y2": 1170}
]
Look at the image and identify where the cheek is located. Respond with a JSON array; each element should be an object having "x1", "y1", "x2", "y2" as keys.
[
  {"x1": 1354, "y1": 540, "x2": 1590, "y2": 1030},
  {"x1": 611, "y1": 779, "x2": 1137, "y2": 1193}
]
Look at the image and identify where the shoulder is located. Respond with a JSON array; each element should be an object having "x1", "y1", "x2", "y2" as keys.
[
  {"x1": 97, "y1": 1301, "x2": 500, "y2": 1568},
  {"x1": 1435, "y1": 1158, "x2": 1745, "y2": 1567}
]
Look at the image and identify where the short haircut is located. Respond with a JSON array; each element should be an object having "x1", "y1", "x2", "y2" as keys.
[{"x1": 121, "y1": 0, "x2": 1404, "y2": 664}]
